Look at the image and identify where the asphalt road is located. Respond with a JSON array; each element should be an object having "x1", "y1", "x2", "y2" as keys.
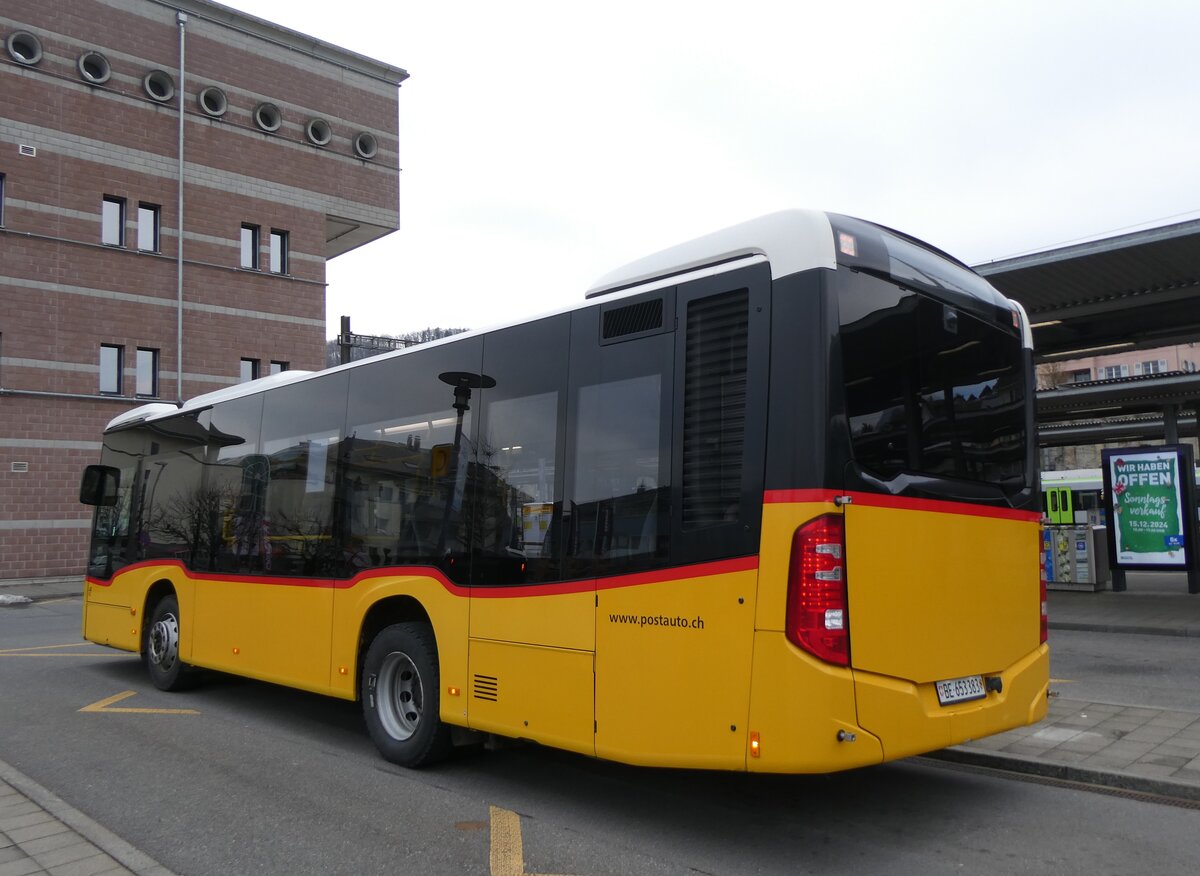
[{"x1": 2, "y1": 598, "x2": 1198, "y2": 875}]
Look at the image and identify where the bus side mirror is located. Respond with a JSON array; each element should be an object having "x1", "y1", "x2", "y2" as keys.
[
  {"x1": 80, "y1": 465, "x2": 120, "y2": 506},
  {"x1": 430, "y1": 444, "x2": 453, "y2": 479}
]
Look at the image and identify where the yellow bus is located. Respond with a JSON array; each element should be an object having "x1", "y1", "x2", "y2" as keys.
[{"x1": 79, "y1": 209, "x2": 1048, "y2": 772}]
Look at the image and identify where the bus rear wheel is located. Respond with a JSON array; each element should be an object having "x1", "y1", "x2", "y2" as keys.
[
  {"x1": 362, "y1": 622, "x2": 451, "y2": 767},
  {"x1": 143, "y1": 594, "x2": 196, "y2": 691}
]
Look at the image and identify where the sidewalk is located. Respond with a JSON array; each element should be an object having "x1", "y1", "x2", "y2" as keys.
[
  {"x1": 0, "y1": 758, "x2": 171, "y2": 876},
  {"x1": 939, "y1": 573, "x2": 1200, "y2": 800},
  {"x1": 0, "y1": 577, "x2": 83, "y2": 607}
]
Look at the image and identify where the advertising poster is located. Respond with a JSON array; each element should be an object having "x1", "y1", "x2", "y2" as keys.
[{"x1": 1102, "y1": 446, "x2": 1193, "y2": 569}]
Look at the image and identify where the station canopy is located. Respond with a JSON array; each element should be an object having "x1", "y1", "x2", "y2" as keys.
[{"x1": 973, "y1": 219, "x2": 1200, "y2": 446}]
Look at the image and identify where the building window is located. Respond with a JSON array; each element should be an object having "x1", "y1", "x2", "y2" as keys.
[
  {"x1": 137, "y1": 203, "x2": 160, "y2": 252},
  {"x1": 240, "y1": 358, "x2": 260, "y2": 383},
  {"x1": 0, "y1": 173, "x2": 6, "y2": 226},
  {"x1": 100, "y1": 344, "x2": 123, "y2": 394},
  {"x1": 1100, "y1": 365, "x2": 1129, "y2": 380},
  {"x1": 240, "y1": 224, "x2": 260, "y2": 269},
  {"x1": 1134, "y1": 359, "x2": 1167, "y2": 375},
  {"x1": 102, "y1": 196, "x2": 125, "y2": 246},
  {"x1": 1068, "y1": 369, "x2": 1091, "y2": 383},
  {"x1": 269, "y1": 360, "x2": 289, "y2": 375},
  {"x1": 136, "y1": 348, "x2": 159, "y2": 397},
  {"x1": 269, "y1": 229, "x2": 288, "y2": 274}
]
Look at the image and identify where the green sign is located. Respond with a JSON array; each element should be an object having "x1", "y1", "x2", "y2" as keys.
[{"x1": 1107, "y1": 449, "x2": 1187, "y2": 567}]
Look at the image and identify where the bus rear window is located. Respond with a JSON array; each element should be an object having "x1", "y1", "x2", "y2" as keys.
[{"x1": 837, "y1": 271, "x2": 1026, "y2": 489}]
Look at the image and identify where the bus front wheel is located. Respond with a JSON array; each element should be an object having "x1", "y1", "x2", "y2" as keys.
[
  {"x1": 143, "y1": 594, "x2": 196, "y2": 691},
  {"x1": 361, "y1": 622, "x2": 451, "y2": 767}
]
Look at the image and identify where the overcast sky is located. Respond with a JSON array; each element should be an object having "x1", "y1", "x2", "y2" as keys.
[{"x1": 221, "y1": 0, "x2": 1200, "y2": 338}]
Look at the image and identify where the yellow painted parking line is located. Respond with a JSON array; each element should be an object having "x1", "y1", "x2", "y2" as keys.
[
  {"x1": 80, "y1": 690, "x2": 199, "y2": 715},
  {"x1": 0, "y1": 642, "x2": 128, "y2": 658},
  {"x1": 490, "y1": 806, "x2": 525, "y2": 876},
  {"x1": 0, "y1": 642, "x2": 91, "y2": 654},
  {"x1": 489, "y1": 806, "x2": 577, "y2": 876}
]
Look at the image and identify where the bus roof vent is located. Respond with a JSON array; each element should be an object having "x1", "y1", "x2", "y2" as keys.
[{"x1": 601, "y1": 297, "x2": 664, "y2": 341}]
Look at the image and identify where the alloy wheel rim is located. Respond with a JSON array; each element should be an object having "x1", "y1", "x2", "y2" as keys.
[
  {"x1": 149, "y1": 612, "x2": 179, "y2": 672},
  {"x1": 377, "y1": 650, "x2": 422, "y2": 741}
]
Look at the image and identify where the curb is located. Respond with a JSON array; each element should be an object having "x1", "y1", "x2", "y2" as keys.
[
  {"x1": 1049, "y1": 621, "x2": 1200, "y2": 638},
  {"x1": 925, "y1": 746, "x2": 1200, "y2": 803},
  {"x1": 0, "y1": 757, "x2": 175, "y2": 876}
]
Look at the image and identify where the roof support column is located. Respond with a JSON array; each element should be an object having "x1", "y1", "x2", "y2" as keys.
[{"x1": 1164, "y1": 403, "x2": 1179, "y2": 444}]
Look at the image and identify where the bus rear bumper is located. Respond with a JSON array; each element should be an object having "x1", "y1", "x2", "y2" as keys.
[{"x1": 852, "y1": 643, "x2": 1050, "y2": 763}]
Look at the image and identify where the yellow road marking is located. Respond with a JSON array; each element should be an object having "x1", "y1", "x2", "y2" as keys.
[
  {"x1": 0, "y1": 642, "x2": 91, "y2": 653},
  {"x1": 1049, "y1": 678, "x2": 1075, "y2": 684},
  {"x1": 0, "y1": 642, "x2": 128, "y2": 658},
  {"x1": 79, "y1": 690, "x2": 199, "y2": 715},
  {"x1": 489, "y1": 806, "x2": 577, "y2": 876},
  {"x1": 2, "y1": 653, "x2": 129, "y2": 658},
  {"x1": 490, "y1": 806, "x2": 525, "y2": 876}
]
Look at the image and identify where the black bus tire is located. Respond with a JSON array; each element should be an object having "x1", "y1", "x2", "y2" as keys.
[
  {"x1": 361, "y1": 622, "x2": 452, "y2": 767},
  {"x1": 143, "y1": 594, "x2": 197, "y2": 691}
]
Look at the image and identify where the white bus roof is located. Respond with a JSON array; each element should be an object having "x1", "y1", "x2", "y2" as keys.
[
  {"x1": 587, "y1": 209, "x2": 837, "y2": 297},
  {"x1": 106, "y1": 209, "x2": 1023, "y2": 431}
]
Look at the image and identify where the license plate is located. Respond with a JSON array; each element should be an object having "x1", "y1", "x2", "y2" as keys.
[{"x1": 936, "y1": 674, "x2": 986, "y2": 706}]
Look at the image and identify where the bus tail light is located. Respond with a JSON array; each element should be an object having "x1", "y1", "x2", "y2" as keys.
[
  {"x1": 786, "y1": 515, "x2": 849, "y2": 666},
  {"x1": 1040, "y1": 576, "x2": 1048, "y2": 644}
]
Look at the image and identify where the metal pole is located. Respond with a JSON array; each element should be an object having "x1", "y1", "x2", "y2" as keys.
[
  {"x1": 1164, "y1": 404, "x2": 1180, "y2": 444},
  {"x1": 175, "y1": 12, "x2": 188, "y2": 403},
  {"x1": 340, "y1": 315, "x2": 352, "y2": 365}
]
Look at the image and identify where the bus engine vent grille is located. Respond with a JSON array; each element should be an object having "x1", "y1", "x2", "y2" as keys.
[
  {"x1": 473, "y1": 675, "x2": 499, "y2": 702},
  {"x1": 682, "y1": 289, "x2": 748, "y2": 528},
  {"x1": 602, "y1": 298, "x2": 663, "y2": 340}
]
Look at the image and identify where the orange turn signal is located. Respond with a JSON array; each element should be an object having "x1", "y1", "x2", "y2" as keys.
[{"x1": 750, "y1": 731, "x2": 761, "y2": 758}]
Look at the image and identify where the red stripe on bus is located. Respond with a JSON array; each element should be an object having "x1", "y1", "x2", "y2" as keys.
[
  {"x1": 468, "y1": 555, "x2": 760, "y2": 599},
  {"x1": 86, "y1": 555, "x2": 761, "y2": 600},
  {"x1": 763, "y1": 489, "x2": 1040, "y2": 522},
  {"x1": 763, "y1": 489, "x2": 835, "y2": 504}
]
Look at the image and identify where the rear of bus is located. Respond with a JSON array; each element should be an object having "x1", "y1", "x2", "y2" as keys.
[{"x1": 747, "y1": 213, "x2": 1048, "y2": 772}]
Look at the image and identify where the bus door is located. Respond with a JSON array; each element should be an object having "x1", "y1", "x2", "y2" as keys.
[
  {"x1": 465, "y1": 315, "x2": 596, "y2": 755},
  {"x1": 593, "y1": 269, "x2": 768, "y2": 769},
  {"x1": 190, "y1": 380, "x2": 344, "y2": 692}
]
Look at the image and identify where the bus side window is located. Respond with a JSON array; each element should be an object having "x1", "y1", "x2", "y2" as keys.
[
  {"x1": 342, "y1": 335, "x2": 485, "y2": 582},
  {"x1": 565, "y1": 303, "x2": 673, "y2": 579},
  {"x1": 469, "y1": 315, "x2": 568, "y2": 586},
  {"x1": 260, "y1": 371, "x2": 349, "y2": 577},
  {"x1": 204, "y1": 394, "x2": 265, "y2": 573}
]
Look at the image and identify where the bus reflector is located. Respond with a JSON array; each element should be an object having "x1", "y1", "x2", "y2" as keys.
[
  {"x1": 786, "y1": 515, "x2": 849, "y2": 666},
  {"x1": 1040, "y1": 577, "x2": 1048, "y2": 644}
]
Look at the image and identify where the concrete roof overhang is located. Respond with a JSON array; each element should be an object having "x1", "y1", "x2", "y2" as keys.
[
  {"x1": 975, "y1": 220, "x2": 1200, "y2": 361},
  {"x1": 971, "y1": 220, "x2": 1200, "y2": 446},
  {"x1": 1036, "y1": 371, "x2": 1200, "y2": 446}
]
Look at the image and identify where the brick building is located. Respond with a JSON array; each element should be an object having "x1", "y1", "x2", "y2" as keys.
[{"x1": 0, "y1": 0, "x2": 406, "y2": 581}]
